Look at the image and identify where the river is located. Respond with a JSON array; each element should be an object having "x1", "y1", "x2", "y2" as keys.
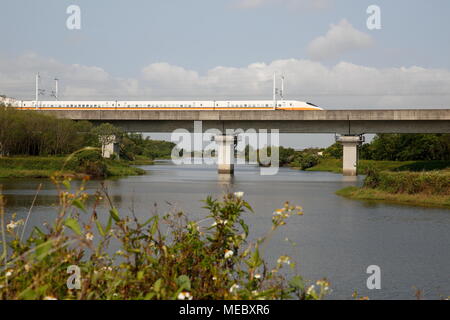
[{"x1": 1, "y1": 160, "x2": 449, "y2": 300}]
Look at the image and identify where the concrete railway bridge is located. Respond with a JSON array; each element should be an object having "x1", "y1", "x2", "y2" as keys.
[{"x1": 40, "y1": 109, "x2": 450, "y2": 176}]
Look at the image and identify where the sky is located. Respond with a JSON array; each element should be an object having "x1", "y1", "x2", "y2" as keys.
[{"x1": 1, "y1": 0, "x2": 450, "y2": 148}]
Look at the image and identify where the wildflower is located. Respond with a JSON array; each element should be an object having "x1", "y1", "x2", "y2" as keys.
[
  {"x1": 306, "y1": 285, "x2": 315, "y2": 296},
  {"x1": 44, "y1": 296, "x2": 57, "y2": 300},
  {"x1": 316, "y1": 280, "x2": 331, "y2": 293},
  {"x1": 234, "y1": 192, "x2": 244, "y2": 199},
  {"x1": 178, "y1": 291, "x2": 193, "y2": 300},
  {"x1": 224, "y1": 249, "x2": 234, "y2": 259},
  {"x1": 5, "y1": 270, "x2": 13, "y2": 278},
  {"x1": 229, "y1": 284, "x2": 240, "y2": 294},
  {"x1": 273, "y1": 208, "x2": 284, "y2": 216},
  {"x1": 6, "y1": 219, "x2": 23, "y2": 231},
  {"x1": 24, "y1": 264, "x2": 31, "y2": 272},
  {"x1": 212, "y1": 276, "x2": 217, "y2": 281},
  {"x1": 277, "y1": 256, "x2": 291, "y2": 265},
  {"x1": 85, "y1": 232, "x2": 94, "y2": 241},
  {"x1": 254, "y1": 274, "x2": 261, "y2": 279}
]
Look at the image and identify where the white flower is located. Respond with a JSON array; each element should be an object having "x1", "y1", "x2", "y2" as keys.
[
  {"x1": 224, "y1": 249, "x2": 234, "y2": 259},
  {"x1": 85, "y1": 232, "x2": 94, "y2": 241},
  {"x1": 229, "y1": 284, "x2": 240, "y2": 294},
  {"x1": 5, "y1": 270, "x2": 13, "y2": 278},
  {"x1": 254, "y1": 274, "x2": 261, "y2": 279},
  {"x1": 178, "y1": 291, "x2": 193, "y2": 300},
  {"x1": 6, "y1": 219, "x2": 23, "y2": 231},
  {"x1": 306, "y1": 285, "x2": 316, "y2": 296},
  {"x1": 234, "y1": 192, "x2": 244, "y2": 199},
  {"x1": 44, "y1": 296, "x2": 57, "y2": 300},
  {"x1": 277, "y1": 256, "x2": 291, "y2": 265}
]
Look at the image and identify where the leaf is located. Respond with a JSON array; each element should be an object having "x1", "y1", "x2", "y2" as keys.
[
  {"x1": 153, "y1": 279, "x2": 162, "y2": 292},
  {"x1": 289, "y1": 275, "x2": 305, "y2": 292},
  {"x1": 64, "y1": 218, "x2": 82, "y2": 236},
  {"x1": 72, "y1": 199, "x2": 86, "y2": 213},
  {"x1": 176, "y1": 275, "x2": 191, "y2": 291},
  {"x1": 35, "y1": 240, "x2": 53, "y2": 261},
  {"x1": 62, "y1": 180, "x2": 71, "y2": 191},
  {"x1": 142, "y1": 215, "x2": 157, "y2": 227},
  {"x1": 95, "y1": 219, "x2": 105, "y2": 237},
  {"x1": 105, "y1": 216, "x2": 113, "y2": 234},
  {"x1": 109, "y1": 207, "x2": 120, "y2": 222}
]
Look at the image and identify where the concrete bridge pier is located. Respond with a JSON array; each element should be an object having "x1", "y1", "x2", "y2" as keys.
[
  {"x1": 215, "y1": 135, "x2": 237, "y2": 175},
  {"x1": 100, "y1": 135, "x2": 120, "y2": 159},
  {"x1": 336, "y1": 135, "x2": 365, "y2": 176}
]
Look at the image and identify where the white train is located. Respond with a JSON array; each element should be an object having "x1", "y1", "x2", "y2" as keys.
[{"x1": 13, "y1": 100, "x2": 322, "y2": 111}]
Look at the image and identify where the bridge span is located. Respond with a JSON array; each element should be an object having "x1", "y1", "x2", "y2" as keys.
[
  {"x1": 42, "y1": 109, "x2": 450, "y2": 134},
  {"x1": 41, "y1": 109, "x2": 450, "y2": 176}
]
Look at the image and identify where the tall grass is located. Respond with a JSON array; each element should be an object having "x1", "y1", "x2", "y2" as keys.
[{"x1": 364, "y1": 169, "x2": 450, "y2": 196}]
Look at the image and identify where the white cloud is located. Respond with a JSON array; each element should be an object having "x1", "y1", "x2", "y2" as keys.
[
  {"x1": 234, "y1": 0, "x2": 332, "y2": 9},
  {"x1": 1, "y1": 53, "x2": 450, "y2": 108},
  {"x1": 307, "y1": 19, "x2": 374, "y2": 61}
]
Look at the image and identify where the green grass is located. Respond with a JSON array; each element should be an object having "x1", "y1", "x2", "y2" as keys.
[
  {"x1": 0, "y1": 156, "x2": 145, "y2": 178},
  {"x1": 306, "y1": 158, "x2": 450, "y2": 174},
  {"x1": 336, "y1": 186, "x2": 450, "y2": 209}
]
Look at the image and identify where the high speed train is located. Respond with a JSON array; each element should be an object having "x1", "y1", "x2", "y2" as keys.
[{"x1": 13, "y1": 100, "x2": 322, "y2": 111}]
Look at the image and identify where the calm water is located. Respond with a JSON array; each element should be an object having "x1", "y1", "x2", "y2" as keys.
[{"x1": 1, "y1": 161, "x2": 449, "y2": 300}]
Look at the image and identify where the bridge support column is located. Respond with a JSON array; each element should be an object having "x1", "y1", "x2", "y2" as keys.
[
  {"x1": 100, "y1": 135, "x2": 120, "y2": 159},
  {"x1": 215, "y1": 135, "x2": 237, "y2": 175},
  {"x1": 336, "y1": 135, "x2": 364, "y2": 176}
]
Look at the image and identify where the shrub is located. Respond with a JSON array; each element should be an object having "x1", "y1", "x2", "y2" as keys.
[{"x1": 65, "y1": 149, "x2": 107, "y2": 178}]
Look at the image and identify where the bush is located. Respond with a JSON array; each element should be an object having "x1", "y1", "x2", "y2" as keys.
[
  {"x1": 65, "y1": 149, "x2": 107, "y2": 178},
  {"x1": 0, "y1": 181, "x2": 330, "y2": 300}
]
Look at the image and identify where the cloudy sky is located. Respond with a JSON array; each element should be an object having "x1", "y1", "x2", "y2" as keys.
[{"x1": 1, "y1": 0, "x2": 449, "y2": 147}]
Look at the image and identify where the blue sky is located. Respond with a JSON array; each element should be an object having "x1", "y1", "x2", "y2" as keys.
[{"x1": 1, "y1": 0, "x2": 450, "y2": 147}]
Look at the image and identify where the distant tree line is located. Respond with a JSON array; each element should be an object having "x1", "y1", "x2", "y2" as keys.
[
  {"x1": 245, "y1": 145, "x2": 321, "y2": 170},
  {"x1": 324, "y1": 134, "x2": 450, "y2": 161},
  {"x1": 0, "y1": 105, "x2": 175, "y2": 159}
]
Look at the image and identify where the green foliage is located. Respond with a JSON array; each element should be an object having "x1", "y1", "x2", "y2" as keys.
[
  {"x1": 323, "y1": 142, "x2": 343, "y2": 159},
  {"x1": 0, "y1": 107, "x2": 93, "y2": 156},
  {"x1": 120, "y1": 133, "x2": 175, "y2": 161},
  {"x1": 246, "y1": 146, "x2": 321, "y2": 170},
  {"x1": 0, "y1": 182, "x2": 329, "y2": 300},
  {"x1": 65, "y1": 149, "x2": 108, "y2": 178},
  {"x1": 360, "y1": 134, "x2": 450, "y2": 161}
]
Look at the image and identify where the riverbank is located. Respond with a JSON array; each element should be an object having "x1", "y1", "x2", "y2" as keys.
[
  {"x1": 0, "y1": 156, "x2": 146, "y2": 178},
  {"x1": 336, "y1": 170, "x2": 450, "y2": 209},
  {"x1": 337, "y1": 186, "x2": 450, "y2": 208},
  {"x1": 305, "y1": 158, "x2": 450, "y2": 174}
]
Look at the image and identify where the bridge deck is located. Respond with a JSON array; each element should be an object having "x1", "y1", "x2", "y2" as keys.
[{"x1": 41, "y1": 109, "x2": 450, "y2": 134}]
